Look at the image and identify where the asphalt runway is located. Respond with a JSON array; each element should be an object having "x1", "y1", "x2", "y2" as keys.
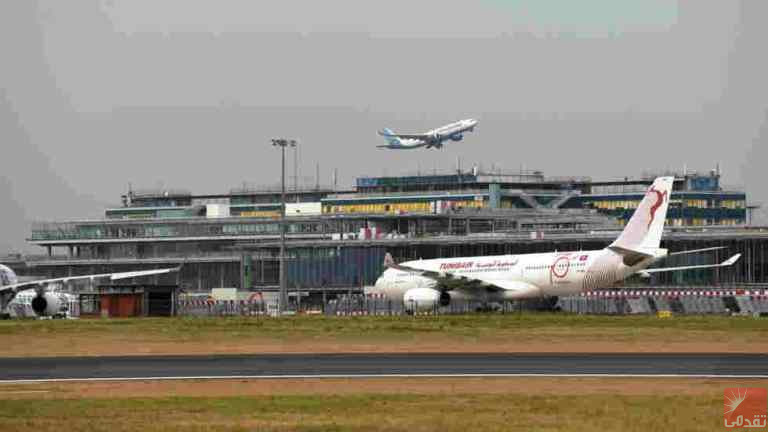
[{"x1": 1, "y1": 353, "x2": 767, "y2": 382}]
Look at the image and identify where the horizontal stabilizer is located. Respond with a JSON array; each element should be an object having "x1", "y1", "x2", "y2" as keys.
[
  {"x1": 668, "y1": 246, "x2": 727, "y2": 256},
  {"x1": 608, "y1": 245, "x2": 654, "y2": 259},
  {"x1": 638, "y1": 254, "x2": 741, "y2": 276},
  {"x1": 721, "y1": 253, "x2": 742, "y2": 266},
  {"x1": 607, "y1": 245, "x2": 654, "y2": 267}
]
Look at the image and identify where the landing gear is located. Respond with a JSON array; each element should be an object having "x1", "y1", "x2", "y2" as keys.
[
  {"x1": 475, "y1": 303, "x2": 494, "y2": 313},
  {"x1": 533, "y1": 296, "x2": 561, "y2": 312},
  {"x1": 509, "y1": 297, "x2": 561, "y2": 313}
]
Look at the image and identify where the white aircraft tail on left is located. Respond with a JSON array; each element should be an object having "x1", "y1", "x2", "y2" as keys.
[{"x1": 0, "y1": 264, "x2": 180, "y2": 318}]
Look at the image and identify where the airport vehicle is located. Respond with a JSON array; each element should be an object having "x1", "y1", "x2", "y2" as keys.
[
  {"x1": 373, "y1": 177, "x2": 742, "y2": 311},
  {"x1": 0, "y1": 265, "x2": 179, "y2": 318},
  {"x1": 377, "y1": 119, "x2": 479, "y2": 149}
]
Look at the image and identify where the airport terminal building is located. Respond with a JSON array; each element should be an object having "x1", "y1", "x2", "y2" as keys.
[{"x1": 10, "y1": 169, "x2": 767, "y2": 297}]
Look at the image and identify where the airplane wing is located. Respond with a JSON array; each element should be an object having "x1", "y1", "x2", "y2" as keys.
[
  {"x1": 637, "y1": 254, "x2": 741, "y2": 277},
  {"x1": 667, "y1": 246, "x2": 728, "y2": 257},
  {"x1": 384, "y1": 254, "x2": 464, "y2": 284},
  {"x1": 384, "y1": 254, "x2": 508, "y2": 292},
  {"x1": 0, "y1": 267, "x2": 181, "y2": 296}
]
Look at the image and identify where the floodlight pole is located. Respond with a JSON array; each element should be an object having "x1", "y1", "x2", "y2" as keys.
[{"x1": 272, "y1": 138, "x2": 296, "y2": 315}]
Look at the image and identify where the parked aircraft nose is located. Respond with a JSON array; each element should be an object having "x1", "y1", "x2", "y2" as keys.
[{"x1": 372, "y1": 274, "x2": 389, "y2": 293}]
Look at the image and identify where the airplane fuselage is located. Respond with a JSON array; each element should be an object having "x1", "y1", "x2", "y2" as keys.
[
  {"x1": 380, "y1": 139, "x2": 428, "y2": 150},
  {"x1": 421, "y1": 119, "x2": 478, "y2": 148},
  {"x1": 372, "y1": 248, "x2": 656, "y2": 303},
  {"x1": 426, "y1": 119, "x2": 477, "y2": 142},
  {"x1": 378, "y1": 119, "x2": 478, "y2": 149}
]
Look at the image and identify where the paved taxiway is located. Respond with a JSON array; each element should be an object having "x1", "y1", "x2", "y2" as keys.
[{"x1": 1, "y1": 353, "x2": 767, "y2": 382}]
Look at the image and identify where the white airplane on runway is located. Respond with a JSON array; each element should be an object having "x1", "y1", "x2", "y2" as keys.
[
  {"x1": 377, "y1": 119, "x2": 479, "y2": 150},
  {"x1": 372, "y1": 177, "x2": 742, "y2": 311},
  {"x1": 0, "y1": 265, "x2": 180, "y2": 318}
]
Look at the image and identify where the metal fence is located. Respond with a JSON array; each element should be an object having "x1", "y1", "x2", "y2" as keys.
[
  {"x1": 12, "y1": 288, "x2": 764, "y2": 319},
  {"x1": 176, "y1": 298, "x2": 277, "y2": 317},
  {"x1": 172, "y1": 289, "x2": 768, "y2": 317}
]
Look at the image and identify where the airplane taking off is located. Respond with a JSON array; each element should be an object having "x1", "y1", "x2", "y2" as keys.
[
  {"x1": 372, "y1": 177, "x2": 742, "y2": 311},
  {"x1": 377, "y1": 119, "x2": 479, "y2": 149},
  {"x1": 0, "y1": 265, "x2": 180, "y2": 318}
]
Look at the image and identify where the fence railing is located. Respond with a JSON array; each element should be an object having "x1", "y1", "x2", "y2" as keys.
[
  {"x1": 8, "y1": 289, "x2": 768, "y2": 319},
  {"x1": 172, "y1": 290, "x2": 768, "y2": 318}
]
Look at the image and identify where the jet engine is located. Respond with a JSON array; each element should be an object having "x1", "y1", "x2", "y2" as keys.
[
  {"x1": 31, "y1": 292, "x2": 67, "y2": 317},
  {"x1": 450, "y1": 133, "x2": 463, "y2": 141},
  {"x1": 439, "y1": 290, "x2": 451, "y2": 307},
  {"x1": 403, "y1": 287, "x2": 440, "y2": 312}
]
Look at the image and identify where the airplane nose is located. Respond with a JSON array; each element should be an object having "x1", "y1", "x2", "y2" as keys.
[{"x1": 374, "y1": 276, "x2": 386, "y2": 291}]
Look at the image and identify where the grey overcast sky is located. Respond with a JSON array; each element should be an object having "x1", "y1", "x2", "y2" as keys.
[{"x1": 1, "y1": 0, "x2": 767, "y2": 252}]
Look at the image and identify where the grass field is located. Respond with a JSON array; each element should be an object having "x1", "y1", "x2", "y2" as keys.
[
  {"x1": 0, "y1": 377, "x2": 757, "y2": 431},
  {"x1": 1, "y1": 316, "x2": 763, "y2": 431},
  {"x1": 0, "y1": 314, "x2": 766, "y2": 357}
]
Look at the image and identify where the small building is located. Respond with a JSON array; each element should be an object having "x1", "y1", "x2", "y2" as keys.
[{"x1": 79, "y1": 284, "x2": 178, "y2": 318}]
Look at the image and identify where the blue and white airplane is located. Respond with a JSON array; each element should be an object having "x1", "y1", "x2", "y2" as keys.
[{"x1": 377, "y1": 119, "x2": 479, "y2": 150}]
